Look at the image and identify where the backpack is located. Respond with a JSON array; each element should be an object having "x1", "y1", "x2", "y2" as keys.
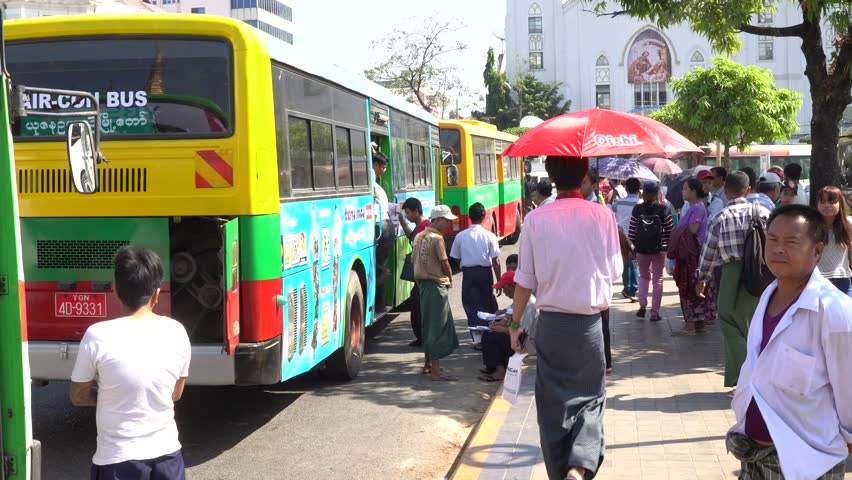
[
  {"x1": 634, "y1": 208, "x2": 664, "y2": 254},
  {"x1": 742, "y1": 204, "x2": 775, "y2": 297}
]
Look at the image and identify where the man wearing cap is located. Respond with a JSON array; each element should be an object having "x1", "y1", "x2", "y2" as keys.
[
  {"x1": 753, "y1": 172, "x2": 782, "y2": 211},
  {"x1": 510, "y1": 156, "x2": 622, "y2": 480},
  {"x1": 412, "y1": 205, "x2": 460, "y2": 381},
  {"x1": 696, "y1": 172, "x2": 771, "y2": 394},
  {"x1": 628, "y1": 181, "x2": 674, "y2": 322}
]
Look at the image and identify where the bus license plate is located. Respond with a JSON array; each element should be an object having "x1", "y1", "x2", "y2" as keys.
[{"x1": 54, "y1": 293, "x2": 108, "y2": 318}]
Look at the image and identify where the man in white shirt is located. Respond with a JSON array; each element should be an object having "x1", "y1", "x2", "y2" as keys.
[
  {"x1": 450, "y1": 202, "x2": 502, "y2": 340},
  {"x1": 611, "y1": 177, "x2": 642, "y2": 303},
  {"x1": 71, "y1": 246, "x2": 191, "y2": 479},
  {"x1": 372, "y1": 151, "x2": 394, "y2": 309},
  {"x1": 783, "y1": 163, "x2": 810, "y2": 206},
  {"x1": 531, "y1": 179, "x2": 555, "y2": 207},
  {"x1": 727, "y1": 205, "x2": 852, "y2": 479}
]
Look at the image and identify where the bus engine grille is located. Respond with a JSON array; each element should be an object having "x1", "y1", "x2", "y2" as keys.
[
  {"x1": 37, "y1": 239, "x2": 129, "y2": 269},
  {"x1": 18, "y1": 167, "x2": 148, "y2": 194},
  {"x1": 299, "y1": 284, "x2": 307, "y2": 354}
]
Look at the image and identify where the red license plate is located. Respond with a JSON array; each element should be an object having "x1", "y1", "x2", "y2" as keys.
[{"x1": 54, "y1": 293, "x2": 108, "y2": 318}]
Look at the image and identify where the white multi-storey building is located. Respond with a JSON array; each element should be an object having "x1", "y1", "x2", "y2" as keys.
[
  {"x1": 4, "y1": 0, "x2": 163, "y2": 18},
  {"x1": 504, "y1": 0, "x2": 841, "y2": 137},
  {"x1": 155, "y1": 0, "x2": 294, "y2": 44}
]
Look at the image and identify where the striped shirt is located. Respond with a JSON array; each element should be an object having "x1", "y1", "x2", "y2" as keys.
[
  {"x1": 698, "y1": 198, "x2": 771, "y2": 282},
  {"x1": 817, "y1": 231, "x2": 852, "y2": 279}
]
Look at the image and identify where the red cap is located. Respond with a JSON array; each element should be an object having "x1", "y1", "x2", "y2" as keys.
[
  {"x1": 493, "y1": 271, "x2": 516, "y2": 289},
  {"x1": 696, "y1": 169, "x2": 713, "y2": 180}
]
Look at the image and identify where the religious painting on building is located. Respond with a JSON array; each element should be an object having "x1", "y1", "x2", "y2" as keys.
[{"x1": 627, "y1": 29, "x2": 672, "y2": 84}]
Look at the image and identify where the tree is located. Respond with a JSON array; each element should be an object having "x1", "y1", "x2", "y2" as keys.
[
  {"x1": 481, "y1": 47, "x2": 516, "y2": 129},
  {"x1": 475, "y1": 52, "x2": 572, "y2": 128},
  {"x1": 650, "y1": 57, "x2": 801, "y2": 169},
  {"x1": 364, "y1": 16, "x2": 467, "y2": 114},
  {"x1": 591, "y1": 0, "x2": 852, "y2": 202},
  {"x1": 515, "y1": 72, "x2": 572, "y2": 121},
  {"x1": 503, "y1": 126, "x2": 531, "y2": 137}
]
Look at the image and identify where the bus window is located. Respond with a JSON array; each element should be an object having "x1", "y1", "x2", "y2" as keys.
[
  {"x1": 311, "y1": 121, "x2": 335, "y2": 190},
  {"x1": 335, "y1": 127, "x2": 353, "y2": 189},
  {"x1": 8, "y1": 38, "x2": 232, "y2": 138},
  {"x1": 439, "y1": 128, "x2": 461, "y2": 164},
  {"x1": 288, "y1": 117, "x2": 311, "y2": 190},
  {"x1": 351, "y1": 132, "x2": 369, "y2": 187}
]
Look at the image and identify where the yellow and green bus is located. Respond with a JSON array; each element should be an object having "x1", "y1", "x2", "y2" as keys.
[
  {"x1": 438, "y1": 120, "x2": 523, "y2": 247},
  {"x1": 7, "y1": 14, "x2": 439, "y2": 385}
]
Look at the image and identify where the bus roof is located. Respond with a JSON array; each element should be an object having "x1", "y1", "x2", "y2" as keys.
[
  {"x1": 440, "y1": 120, "x2": 519, "y2": 142},
  {"x1": 6, "y1": 13, "x2": 438, "y2": 127}
]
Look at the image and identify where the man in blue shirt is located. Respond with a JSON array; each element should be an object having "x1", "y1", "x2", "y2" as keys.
[
  {"x1": 754, "y1": 172, "x2": 782, "y2": 211},
  {"x1": 708, "y1": 166, "x2": 728, "y2": 219}
]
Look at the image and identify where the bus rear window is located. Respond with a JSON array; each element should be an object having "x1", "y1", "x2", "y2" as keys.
[
  {"x1": 439, "y1": 128, "x2": 461, "y2": 164},
  {"x1": 7, "y1": 37, "x2": 232, "y2": 139}
]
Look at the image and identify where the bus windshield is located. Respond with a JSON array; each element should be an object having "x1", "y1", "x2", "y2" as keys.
[
  {"x1": 439, "y1": 128, "x2": 461, "y2": 164},
  {"x1": 7, "y1": 37, "x2": 233, "y2": 139}
]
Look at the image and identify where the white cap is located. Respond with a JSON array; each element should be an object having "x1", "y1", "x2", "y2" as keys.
[{"x1": 430, "y1": 205, "x2": 458, "y2": 221}]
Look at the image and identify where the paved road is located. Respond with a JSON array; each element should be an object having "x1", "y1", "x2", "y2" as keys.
[{"x1": 31, "y1": 244, "x2": 518, "y2": 480}]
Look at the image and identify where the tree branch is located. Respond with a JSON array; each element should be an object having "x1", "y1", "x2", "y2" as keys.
[
  {"x1": 738, "y1": 23, "x2": 805, "y2": 37},
  {"x1": 582, "y1": 8, "x2": 629, "y2": 17}
]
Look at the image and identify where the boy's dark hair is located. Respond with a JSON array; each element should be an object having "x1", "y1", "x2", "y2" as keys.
[
  {"x1": 372, "y1": 151, "x2": 389, "y2": 166},
  {"x1": 739, "y1": 167, "x2": 757, "y2": 190},
  {"x1": 685, "y1": 178, "x2": 708, "y2": 198},
  {"x1": 506, "y1": 253, "x2": 518, "y2": 266},
  {"x1": 402, "y1": 197, "x2": 423, "y2": 215},
  {"x1": 624, "y1": 177, "x2": 641, "y2": 194},
  {"x1": 545, "y1": 156, "x2": 587, "y2": 191},
  {"x1": 710, "y1": 166, "x2": 728, "y2": 180},
  {"x1": 114, "y1": 246, "x2": 164, "y2": 311},
  {"x1": 469, "y1": 202, "x2": 487, "y2": 223},
  {"x1": 535, "y1": 179, "x2": 553, "y2": 197},
  {"x1": 767, "y1": 204, "x2": 828, "y2": 245},
  {"x1": 724, "y1": 171, "x2": 750, "y2": 196},
  {"x1": 587, "y1": 166, "x2": 600, "y2": 185},
  {"x1": 784, "y1": 163, "x2": 803, "y2": 181}
]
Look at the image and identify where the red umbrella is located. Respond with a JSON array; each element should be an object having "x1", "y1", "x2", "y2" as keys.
[{"x1": 502, "y1": 108, "x2": 702, "y2": 158}]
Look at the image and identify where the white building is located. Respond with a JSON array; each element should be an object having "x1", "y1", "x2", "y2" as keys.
[
  {"x1": 5, "y1": 0, "x2": 163, "y2": 18},
  {"x1": 155, "y1": 0, "x2": 294, "y2": 44},
  {"x1": 504, "y1": 0, "x2": 830, "y2": 137}
]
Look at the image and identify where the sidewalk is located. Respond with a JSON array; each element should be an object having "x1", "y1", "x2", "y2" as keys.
[{"x1": 450, "y1": 277, "x2": 754, "y2": 480}]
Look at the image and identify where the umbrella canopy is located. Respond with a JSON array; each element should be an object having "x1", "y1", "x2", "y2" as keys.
[
  {"x1": 502, "y1": 108, "x2": 703, "y2": 158},
  {"x1": 663, "y1": 165, "x2": 711, "y2": 209},
  {"x1": 640, "y1": 156, "x2": 683, "y2": 175},
  {"x1": 597, "y1": 157, "x2": 659, "y2": 182}
]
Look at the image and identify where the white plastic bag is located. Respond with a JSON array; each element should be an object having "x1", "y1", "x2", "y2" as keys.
[{"x1": 502, "y1": 353, "x2": 528, "y2": 404}]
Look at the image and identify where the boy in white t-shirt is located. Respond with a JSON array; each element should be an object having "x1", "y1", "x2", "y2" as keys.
[{"x1": 71, "y1": 246, "x2": 191, "y2": 479}]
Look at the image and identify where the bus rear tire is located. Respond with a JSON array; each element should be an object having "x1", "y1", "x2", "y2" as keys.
[
  {"x1": 502, "y1": 207, "x2": 523, "y2": 245},
  {"x1": 325, "y1": 271, "x2": 365, "y2": 381}
]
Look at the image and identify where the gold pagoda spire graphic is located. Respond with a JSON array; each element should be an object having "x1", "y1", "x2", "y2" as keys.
[{"x1": 145, "y1": 48, "x2": 165, "y2": 95}]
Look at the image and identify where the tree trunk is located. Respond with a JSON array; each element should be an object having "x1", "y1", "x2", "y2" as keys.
[
  {"x1": 723, "y1": 143, "x2": 732, "y2": 171},
  {"x1": 798, "y1": 9, "x2": 852, "y2": 204}
]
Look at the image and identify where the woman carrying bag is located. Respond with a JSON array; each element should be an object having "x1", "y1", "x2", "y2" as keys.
[{"x1": 670, "y1": 179, "x2": 718, "y2": 336}]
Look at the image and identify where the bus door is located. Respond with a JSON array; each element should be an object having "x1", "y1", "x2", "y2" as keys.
[{"x1": 221, "y1": 219, "x2": 240, "y2": 354}]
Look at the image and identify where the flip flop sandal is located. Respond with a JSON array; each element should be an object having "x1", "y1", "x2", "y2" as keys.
[
  {"x1": 477, "y1": 374, "x2": 503, "y2": 383},
  {"x1": 479, "y1": 367, "x2": 496, "y2": 375}
]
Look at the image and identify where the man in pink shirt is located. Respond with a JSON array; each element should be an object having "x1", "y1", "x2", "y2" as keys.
[{"x1": 511, "y1": 156, "x2": 622, "y2": 480}]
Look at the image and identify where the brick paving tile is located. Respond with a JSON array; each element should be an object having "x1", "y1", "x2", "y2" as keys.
[{"x1": 451, "y1": 277, "x2": 852, "y2": 479}]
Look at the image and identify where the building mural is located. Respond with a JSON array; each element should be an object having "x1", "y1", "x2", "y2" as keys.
[{"x1": 627, "y1": 29, "x2": 672, "y2": 84}]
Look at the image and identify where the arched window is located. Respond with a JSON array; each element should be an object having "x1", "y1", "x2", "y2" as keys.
[
  {"x1": 596, "y1": 55, "x2": 609, "y2": 66},
  {"x1": 690, "y1": 51, "x2": 705, "y2": 63},
  {"x1": 529, "y1": 35, "x2": 543, "y2": 51},
  {"x1": 529, "y1": 3, "x2": 542, "y2": 15},
  {"x1": 528, "y1": 3, "x2": 542, "y2": 33}
]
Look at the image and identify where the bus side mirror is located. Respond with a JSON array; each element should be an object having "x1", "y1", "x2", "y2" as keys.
[
  {"x1": 447, "y1": 165, "x2": 459, "y2": 186},
  {"x1": 66, "y1": 121, "x2": 98, "y2": 194}
]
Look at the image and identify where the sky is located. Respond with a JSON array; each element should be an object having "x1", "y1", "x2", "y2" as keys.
[{"x1": 298, "y1": 0, "x2": 508, "y2": 114}]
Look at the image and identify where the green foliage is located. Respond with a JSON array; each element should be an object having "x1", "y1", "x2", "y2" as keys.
[
  {"x1": 515, "y1": 73, "x2": 573, "y2": 121},
  {"x1": 503, "y1": 126, "x2": 531, "y2": 137},
  {"x1": 649, "y1": 58, "x2": 801, "y2": 163},
  {"x1": 474, "y1": 49, "x2": 571, "y2": 129},
  {"x1": 364, "y1": 16, "x2": 467, "y2": 114},
  {"x1": 799, "y1": 135, "x2": 812, "y2": 144}
]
